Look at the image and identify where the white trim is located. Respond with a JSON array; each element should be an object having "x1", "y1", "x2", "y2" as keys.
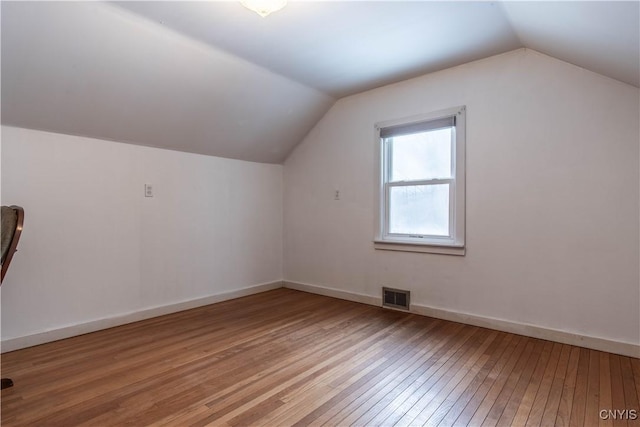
[
  {"x1": 373, "y1": 241, "x2": 465, "y2": 256},
  {"x1": 6, "y1": 279, "x2": 637, "y2": 359},
  {"x1": 374, "y1": 106, "x2": 466, "y2": 254},
  {"x1": 284, "y1": 280, "x2": 640, "y2": 358},
  {"x1": 410, "y1": 304, "x2": 639, "y2": 359},
  {"x1": 1, "y1": 280, "x2": 283, "y2": 353},
  {"x1": 283, "y1": 280, "x2": 380, "y2": 306}
]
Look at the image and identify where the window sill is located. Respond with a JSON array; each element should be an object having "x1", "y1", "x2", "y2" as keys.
[{"x1": 374, "y1": 240, "x2": 465, "y2": 256}]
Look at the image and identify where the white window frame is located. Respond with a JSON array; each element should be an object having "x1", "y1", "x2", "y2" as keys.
[{"x1": 374, "y1": 106, "x2": 466, "y2": 255}]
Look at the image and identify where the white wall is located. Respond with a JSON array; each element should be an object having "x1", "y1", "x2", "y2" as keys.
[
  {"x1": 1, "y1": 126, "x2": 283, "y2": 345},
  {"x1": 284, "y1": 49, "x2": 640, "y2": 348}
]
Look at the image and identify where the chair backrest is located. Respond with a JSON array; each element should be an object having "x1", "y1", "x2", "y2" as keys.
[{"x1": 1, "y1": 205, "x2": 24, "y2": 284}]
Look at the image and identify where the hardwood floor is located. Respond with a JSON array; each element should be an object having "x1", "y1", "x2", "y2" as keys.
[{"x1": 1, "y1": 288, "x2": 639, "y2": 426}]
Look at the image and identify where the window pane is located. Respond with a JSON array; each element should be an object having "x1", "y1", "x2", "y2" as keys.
[
  {"x1": 389, "y1": 184, "x2": 449, "y2": 236},
  {"x1": 390, "y1": 128, "x2": 452, "y2": 182}
]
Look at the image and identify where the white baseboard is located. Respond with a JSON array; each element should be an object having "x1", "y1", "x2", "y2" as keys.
[
  {"x1": 5, "y1": 279, "x2": 638, "y2": 359},
  {"x1": 283, "y1": 280, "x2": 640, "y2": 358},
  {"x1": 283, "y1": 280, "x2": 380, "y2": 306},
  {"x1": 1, "y1": 280, "x2": 283, "y2": 353}
]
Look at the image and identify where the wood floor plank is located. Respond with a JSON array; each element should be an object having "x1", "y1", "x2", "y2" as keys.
[
  {"x1": 295, "y1": 320, "x2": 454, "y2": 427},
  {"x1": 540, "y1": 344, "x2": 572, "y2": 427},
  {"x1": 610, "y1": 354, "x2": 629, "y2": 427},
  {"x1": 494, "y1": 338, "x2": 546, "y2": 426},
  {"x1": 586, "y1": 350, "x2": 604, "y2": 427},
  {"x1": 435, "y1": 332, "x2": 513, "y2": 427},
  {"x1": 422, "y1": 334, "x2": 499, "y2": 426},
  {"x1": 631, "y1": 358, "x2": 640, "y2": 406},
  {"x1": 466, "y1": 335, "x2": 529, "y2": 426},
  {"x1": 508, "y1": 339, "x2": 555, "y2": 426},
  {"x1": 26, "y1": 298, "x2": 377, "y2": 426},
  {"x1": 571, "y1": 348, "x2": 593, "y2": 427},
  {"x1": 336, "y1": 322, "x2": 458, "y2": 427},
  {"x1": 256, "y1": 317, "x2": 434, "y2": 426},
  {"x1": 481, "y1": 339, "x2": 538, "y2": 426},
  {"x1": 600, "y1": 352, "x2": 614, "y2": 427},
  {"x1": 449, "y1": 335, "x2": 524, "y2": 426},
  {"x1": 392, "y1": 328, "x2": 495, "y2": 426},
  {"x1": 555, "y1": 346, "x2": 580, "y2": 427},
  {"x1": 525, "y1": 341, "x2": 563, "y2": 426},
  {"x1": 1, "y1": 288, "x2": 638, "y2": 427},
  {"x1": 191, "y1": 328, "x2": 400, "y2": 425},
  {"x1": 620, "y1": 356, "x2": 640, "y2": 418},
  {"x1": 371, "y1": 325, "x2": 481, "y2": 427},
  {"x1": 364, "y1": 330, "x2": 511, "y2": 427},
  {"x1": 200, "y1": 313, "x2": 419, "y2": 426}
]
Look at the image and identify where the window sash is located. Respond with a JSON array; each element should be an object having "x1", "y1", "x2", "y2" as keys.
[
  {"x1": 383, "y1": 128, "x2": 455, "y2": 184},
  {"x1": 382, "y1": 124, "x2": 457, "y2": 240},
  {"x1": 374, "y1": 105, "x2": 466, "y2": 253},
  {"x1": 383, "y1": 180, "x2": 455, "y2": 239}
]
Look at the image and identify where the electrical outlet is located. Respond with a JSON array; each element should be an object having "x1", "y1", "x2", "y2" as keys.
[{"x1": 145, "y1": 184, "x2": 153, "y2": 197}]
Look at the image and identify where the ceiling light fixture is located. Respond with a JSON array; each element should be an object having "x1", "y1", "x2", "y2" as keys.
[{"x1": 241, "y1": 0, "x2": 287, "y2": 17}]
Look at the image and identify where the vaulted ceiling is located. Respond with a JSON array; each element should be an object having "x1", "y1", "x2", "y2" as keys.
[{"x1": 2, "y1": 1, "x2": 638, "y2": 164}]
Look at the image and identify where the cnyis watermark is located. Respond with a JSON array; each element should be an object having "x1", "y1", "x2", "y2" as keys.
[{"x1": 599, "y1": 409, "x2": 638, "y2": 420}]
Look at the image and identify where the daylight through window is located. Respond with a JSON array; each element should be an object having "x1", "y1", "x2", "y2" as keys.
[{"x1": 375, "y1": 106, "x2": 465, "y2": 254}]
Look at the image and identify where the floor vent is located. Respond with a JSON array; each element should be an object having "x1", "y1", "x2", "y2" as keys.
[{"x1": 382, "y1": 287, "x2": 410, "y2": 311}]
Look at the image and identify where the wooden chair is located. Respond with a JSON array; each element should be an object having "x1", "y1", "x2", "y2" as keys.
[
  {"x1": 1, "y1": 205, "x2": 24, "y2": 390},
  {"x1": 2, "y1": 205, "x2": 24, "y2": 283}
]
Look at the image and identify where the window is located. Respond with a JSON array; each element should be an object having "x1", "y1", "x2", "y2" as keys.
[{"x1": 374, "y1": 106, "x2": 466, "y2": 255}]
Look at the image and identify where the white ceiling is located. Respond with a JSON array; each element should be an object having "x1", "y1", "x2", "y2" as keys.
[
  {"x1": 2, "y1": 1, "x2": 638, "y2": 164},
  {"x1": 114, "y1": 1, "x2": 524, "y2": 97}
]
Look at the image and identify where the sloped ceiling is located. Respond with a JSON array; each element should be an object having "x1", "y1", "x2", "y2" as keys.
[
  {"x1": 2, "y1": 1, "x2": 638, "y2": 164},
  {"x1": 1, "y1": 2, "x2": 334, "y2": 163}
]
